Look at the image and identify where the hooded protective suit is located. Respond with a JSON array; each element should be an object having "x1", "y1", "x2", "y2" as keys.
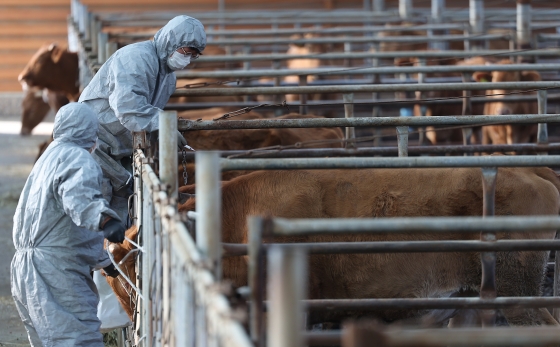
[
  {"x1": 11, "y1": 103, "x2": 121, "y2": 347},
  {"x1": 78, "y1": 15, "x2": 206, "y2": 219}
]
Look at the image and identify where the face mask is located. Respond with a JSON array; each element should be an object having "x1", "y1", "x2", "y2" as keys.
[{"x1": 167, "y1": 52, "x2": 191, "y2": 71}]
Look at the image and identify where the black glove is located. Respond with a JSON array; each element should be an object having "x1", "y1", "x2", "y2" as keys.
[
  {"x1": 103, "y1": 263, "x2": 120, "y2": 278},
  {"x1": 102, "y1": 219, "x2": 126, "y2": 243}
]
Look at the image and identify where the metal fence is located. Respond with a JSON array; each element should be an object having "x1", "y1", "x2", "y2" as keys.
[{"x1": 66, "y1": 0, "x2": 560, "y2": 346}]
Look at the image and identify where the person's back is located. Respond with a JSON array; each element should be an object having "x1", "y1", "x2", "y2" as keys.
[{"x1": 11, "y1": 103, "x2": 123, "y2": 347}]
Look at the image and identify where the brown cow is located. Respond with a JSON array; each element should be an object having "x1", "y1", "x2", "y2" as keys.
[
  {"x1": 18, "y1": 44, "x2": 80, "y2": 102},
  {"x1": 107, "y1": 166, "x2": 560, "y2": 326},
  {"x1": 21, "y1": 87, "x2": 69, "y2": 136},
  {"x1": 473, "y1": 60, "x2": 540, "y2": 145},
  {"x1": 394, "y1": 56, "x2": 490, "y2": 145},
  {"x1": 177, "y1": 166, "x2": 560, "y2": 327},
  {"x1": 179, "y1": 112, "x2": 345, "y2": 185}
]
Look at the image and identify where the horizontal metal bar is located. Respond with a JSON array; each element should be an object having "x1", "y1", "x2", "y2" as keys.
[
  {"x1": 184, "y1": 49, "x2": 560, "y2": 63},
  {"x1": 173, "y1": 82, "x2": 560, "y2": 97},
  {"x1": 111, "y1": 23, "x2": 467, "y2": 39},
  {"x1": 305, "y1": 327, "x2": 560, "y2": 347},
  {"x1": 176, "y1": 64, "x2": 560, "y2": 79},
  {"x1": 166, "y1": 93, "x2": 560, "y2": 111},
  {"x1": 271, "y1": 216, "x2": 560, "y2": 235},
  {"x1": 180, "y1": 144, "x2": 560, "y2": 160},
  {"x1": 222, "y1": 240, "x2": 560, "y2": 257},
  {"x1": 180, "y1": 115, "x2": 560, "y2": 132},
  {"x1": 303, "y1": 297, "x2": 560, "y2": 310}
]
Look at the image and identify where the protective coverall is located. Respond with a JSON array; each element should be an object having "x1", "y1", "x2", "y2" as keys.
[
  {"x1": 11, "y1": 103, "x2": 121, "y2": 347},
  {"x1": 79, "y1": 15, "x2": 206, "y2": 221}
]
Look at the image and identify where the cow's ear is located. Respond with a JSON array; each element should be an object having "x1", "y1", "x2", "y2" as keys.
[
  {"x1": 51, "y1": 46, "x2": 64, "y2": 64},
  {"x1": 48, "y1": 43, "x2": 57, "y2": 51},
  {"x1": 473, "y1": 71, "x2": 492, "y2": 83},
  {"x1": 521, "y1": 71, "x2": 541, "y2": 82}
]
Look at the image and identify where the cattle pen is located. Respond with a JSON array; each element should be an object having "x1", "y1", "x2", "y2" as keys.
[{"x1": 67, "y1": 0, "x2": 560, "y2": 346}]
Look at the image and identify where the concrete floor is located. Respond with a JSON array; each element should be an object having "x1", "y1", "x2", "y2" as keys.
[{"x1": 0, "y1": 111, "x2": 53, "y2": 347}]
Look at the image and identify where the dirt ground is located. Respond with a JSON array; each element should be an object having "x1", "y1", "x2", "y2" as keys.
[{"x1": 0, "y1": 110, "x2": 52, "y2": 347}]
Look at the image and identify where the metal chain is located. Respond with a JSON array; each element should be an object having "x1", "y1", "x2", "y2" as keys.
[{"x1": 181, "y1": 148, "x2": 188, "y2": 186}]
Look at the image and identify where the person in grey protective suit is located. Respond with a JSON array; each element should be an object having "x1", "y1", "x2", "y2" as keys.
[
  {"x1": 79, "y1": 15, "x2": 206, "y2": 222},
  {"x1": 11, "y1": 103, "x2": 126, "y2": 347}
]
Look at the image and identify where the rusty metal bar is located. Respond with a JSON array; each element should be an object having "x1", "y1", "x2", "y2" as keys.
[
  {"x1": 222, "y1": 240, "x2": 560, "y2": 257},
  {"x1": 180, "y1": 115, "x2": 560, "y2": 132},
  {"x1": 480, "y1": 167, "x2": 498, "y2": 327}
]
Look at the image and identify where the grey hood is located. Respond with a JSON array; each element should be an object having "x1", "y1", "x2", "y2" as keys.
[
  {"x1": 154, "y1": 15, "x2": 207, "y2": 67},
  {"x1": 53, "y1": 103, "x2": 98, "y2": 150}
]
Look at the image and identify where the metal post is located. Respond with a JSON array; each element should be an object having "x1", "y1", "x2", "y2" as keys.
[
  {"x1": 373, "y1": 0, "x2": 384, "y2": 12},
  {"x1": 363, "y1": 0, "x2": 372, "y2": 11},
  {"x1": 554, "y1": 231, "x2": 560, "y2": 322},
  {"x1": 517, "y1": 0, "x2": 532, "y2": 51},
  {"x1": 432, "y1": 0, "x2": 445, "y2": 23},
  {"x1": 98, "y1": 31, "x2": 107, "y2": 64},
  {"x1": 344, "y1": 93, "x2": 355, "y2": 149},
  {"x1": 399, "y1": 0, "x2": 412, "y2": 20},
  {"x1": 249, "y1": 217, "x2": 265, "y2": 347},
  {"x1": 82, "y1": 5, "x2": 90, "y2": 42},
  {"x1": 195, "y1": 151, "x2": 222, "y2": 280},
  {"x1": 267, "y1": 246, "x2": 307, "y2": 347},
  {"x1": 462, "y1": 73, "x2": 474, "y2": 148},
  {"x1": 299, "y1": 75, "x2": 308, "y2": 115},
  {"x1": 417, "y1": 58, "x2": 426, "y2": 146},
  {"x1": 396, "y1": 126, "x2": 409, "y2": 157},
  {"x1": 480, "y1": 167, "x2": 498, "y2": 327},
  {"x1": 371, "y1": 42, "x2": 382, "y2": 148},
  {"x1": 537, "y1": 87, "x2": 548, "y2": 147},
  {"x1": 107, "y1": 41, "x2": 118, "y2": 59},
  {"x1": 77, "y1": 2, "x2": 85, "y2": 36},
  {"x1": 159, "y1": 110, "x2": 178, "y2": 200},
  {"x1": 90, "y1": 15, "x2": 98, "y2": 55},
  {"x1": 470, "y1": 0, "x2": 485, "y2": 50}
]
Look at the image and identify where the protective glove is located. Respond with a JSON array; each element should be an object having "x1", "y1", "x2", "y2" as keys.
[
  {"x1": 102, "y1": 219, "x2": 126, "y2": 243},
  {"x1": 177, "y1": 130, "x2": 188, "y2": 149},
  {"x1": 103, "y1": 263, "x2": 120, "y2": 278}
]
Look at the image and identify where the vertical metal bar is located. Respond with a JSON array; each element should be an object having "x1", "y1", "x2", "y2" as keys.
[
  {"x1": 243, "y1": 45, "x2": 252, "y2": 70},
  {"x1": 371, "y1": 42, "x2": 382, "y2": 148},
  {"x1": 432, "y1": 0, "x2": 445, "y2": 23},
  {"x1": 517, "y1": 0, "x2": 532, "y2": 51},
  {"x1": 90, "y1": 15, "x2": 98, "y2": 56},
  {"x1": 396, "y1": 126, "x2": 409, "y2": 157},
  {"x1": 462, "y1": 73, "x2": 474, "y2": 148},
  {"x1": 249, "y1": 217, "x2": 265, "y2": 347},
  {"x1": 373, "y1": 0, "x2": 384, "y2": 12},
  {"x1": 299, "y1": 75, "x2": 308, "y2": 115},
  {"x1": 480, "y1": 167, "x2": 498, "y2": 327},
  {"x1": 107, "y1": 41, "x2": 118, "y2": 59},
  {"x1": 267, "y1": 245, "x2": 307, "y2": 347},
  {"x1": 470, "y1": 0, "x2": 484, "y2": 50},
  {"x1": 195, "y1": 151, "x2": 222, "y2": 280},
  {"x1": 363, "y1": 0, "x2": 372, "y2": 11},
  {"x1": 399, "y1": 0, "x2": 412, "y2": 20},
  {"x1": 554, "y1": 231, "x2": 560, "y2": 322},
  {"x1": 82, "y1": 5, "x2": 90, "y2": 42},
  {"x1": 98, "y1": 31, "x2": 107, "y2": 64},
  {"x1": 142, "y1": 183, "x2": 153, "y2": 347},
  {"x1": 77, "y1": 2, "x2": 85, "y2": 35},
  {"x1": 417, "y1": 58, "x2": 426, "y2": 146},
  {"x1": 273, "y1": 60, "x2": 283, "y2": 117},
  {"x1": 537, "y1": 89, "x2": 548, "y2": 146},
  {"x1": 159, "y1": 111, "x2": 178, "y2": 200},
  {"x1": 344, "y1": 93, "x2": 355, "y2": 149}
]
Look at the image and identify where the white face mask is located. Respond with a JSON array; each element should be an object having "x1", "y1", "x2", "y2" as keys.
[{"x1": 167, "y1": 52, "x2": 191, "y2": 71}]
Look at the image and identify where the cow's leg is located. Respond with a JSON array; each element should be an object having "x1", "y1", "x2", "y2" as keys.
[{"x1": 497, "y1": 251, "x2": 558, "y2": 325}]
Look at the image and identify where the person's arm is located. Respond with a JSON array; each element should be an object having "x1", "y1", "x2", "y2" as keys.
[
  {"x1": 55, "y1": 150, "x2": 121, "y2": 231},
  {"x1": 107, "y1": 52, "x2": 167, "y2": 133}
]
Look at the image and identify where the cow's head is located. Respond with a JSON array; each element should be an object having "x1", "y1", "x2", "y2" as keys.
[
  {"x1": 19, "y1": 44, "x2": 64, "y2": 90},
  {"x1": 473, "y1": 59, "x2": 541, "y2": 116},
  {"x1": 104, "y1": 226, "x2": 139, "y2": 320},
  {"x1": 20, "y1": 87, "x2": 50, "y2": 136}
]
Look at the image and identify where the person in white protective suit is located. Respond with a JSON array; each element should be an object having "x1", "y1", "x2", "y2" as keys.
[
  {"x1": 11, "y1": 103, "x2": 126, "y2": 347},
  {"x1": 79, "y1": 15, "x2": 206, "y2": 222}
]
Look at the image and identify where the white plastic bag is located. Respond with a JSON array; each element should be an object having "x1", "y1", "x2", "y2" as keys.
[{"x1": 94, "y1": 270, "x2": 131, "y2": 332}]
